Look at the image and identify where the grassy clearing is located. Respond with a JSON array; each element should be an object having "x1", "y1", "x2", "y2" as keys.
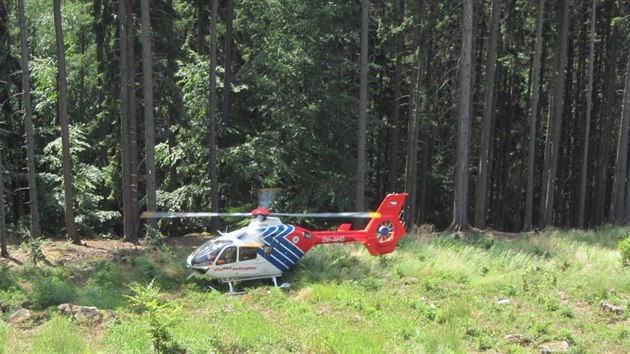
[{"x1": 1, "y1": 227, "x2": 629, "y2": 353}]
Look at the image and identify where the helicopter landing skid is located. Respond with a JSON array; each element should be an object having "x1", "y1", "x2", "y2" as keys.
[{"x1": 221, "y1": 276, "x2": 290, "y2": 295}]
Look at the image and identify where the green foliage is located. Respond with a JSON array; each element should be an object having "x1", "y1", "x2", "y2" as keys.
[
  {"x1": 29, "y1": 316, "x2": 88, "y2": 354},
  {"x1": 25, "y1": 238, "x2": 47, "y2": 265},
  {"x1": 31, "y1": 276, "x2": 78, "y2": 309},
  {"x1": 619, "y1": 237, "x2": 630, "y2": 267},
  {"x1": 0, "y1": 321, "x2": 8, "y2": 354},
  {"x1": 130, "y1": 250, "x2": 187, "y2": 290},
  {"x1": 126, "y1": 281, "x2": 185, "y2": 354},
  {"x1": 102, "y1": 313, "x2": 152, "y2": 353},
  {"x1": 3, "y1": 221, "x2": 630, "y2": 353}
]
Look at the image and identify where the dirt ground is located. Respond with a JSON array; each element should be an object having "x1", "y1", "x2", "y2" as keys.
[{"x1": 0, "y1": 236, "x2": 211, "y2": 267}]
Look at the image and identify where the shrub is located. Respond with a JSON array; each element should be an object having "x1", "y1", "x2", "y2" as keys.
[
  {"x1": 619, "y1": 237, "x2": 630, "y2": 267},
  {"x1": 126, "y1": 281, "x2": 185, "y2": 353},
  {"x1": 31, "y1": 277, "x2": 78, "y2": 309}
]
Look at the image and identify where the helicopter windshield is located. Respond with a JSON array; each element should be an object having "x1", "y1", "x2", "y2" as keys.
[{"x1": 190, "y1": 239, "x2": 233, "y2": 266}]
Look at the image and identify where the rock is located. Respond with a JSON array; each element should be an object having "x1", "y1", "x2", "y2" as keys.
[
  {"x1": 74, "y1": 306, "x2": 102, "y2": 324},
  {"x1": 0, "y1": 303, "x2": 9, "y2": 313},
  {"x1": 497, "y1": 299, "x2": 512, "y2": 305},
  {"x1": 538, "y1": 341, "x2": 569, "y2": 353},
  {"x1": 58, "y1": 304, "x2": 105, "y2": 324},
  {"x1": 504, "y1": 334, "x2": 527, "y2": 345},
  {"x1": 8, "y1": 308, "x2": 31, "y2": 324},
  {"x1": 223, "y1": 305, "x2": 233, "y2": 312},
  {"x1": 58, "y1": 303, "x2": 76, "y2": 315},
  {"x1": 556, "y1": 291, "x2": 566, "y2": 300},
  {"x1": 20, "y1": 300, "x2": 32, "y2": 309},
  {"x1": 600, "y1": 301, "x2": 624, "y2": 315}
]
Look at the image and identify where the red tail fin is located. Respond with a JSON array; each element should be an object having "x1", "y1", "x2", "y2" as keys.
[{"x1": 360, "y1": 193, "x2": 407, "y2": 255}]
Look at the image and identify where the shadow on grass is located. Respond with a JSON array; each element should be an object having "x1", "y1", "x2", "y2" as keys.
[{"x1": 284, "y1": 245, "x2": 376, "y2": 288}]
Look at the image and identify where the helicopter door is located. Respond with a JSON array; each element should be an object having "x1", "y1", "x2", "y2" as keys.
[
  {"x1": 213, "y1": 246, "x2": 238, "y2": 277},
  {"x1": 236, "y1": 246, "x2": 263, "y2": 276}
]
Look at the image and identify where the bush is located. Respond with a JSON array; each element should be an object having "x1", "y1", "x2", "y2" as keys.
[
  {"x1": 619, "y1": 237, "x2": 630, "y2": 267},
  {"x1": 31, "y1": 277, "x2": 78, "y2": 309},
  {"x1": 126, "y1": 281, "x2": 185, "y2": 353}
]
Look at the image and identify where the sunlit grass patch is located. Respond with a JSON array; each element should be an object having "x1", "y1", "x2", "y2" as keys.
[
  {"x1": 101, "y1": 313, "x2": 152, "y2": 354},
  {"x1": 28, "y1": 315, "x2": 88, "y2": 354}
]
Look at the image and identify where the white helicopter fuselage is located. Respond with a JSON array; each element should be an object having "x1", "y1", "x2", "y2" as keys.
[{"x1": 187, "y1": 216, "x2": 299, "y2": 282}]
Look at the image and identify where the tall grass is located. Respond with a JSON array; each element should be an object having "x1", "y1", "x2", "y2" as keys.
[
  {"x1": 29, "y1": 316, "x2": 88, "y2": 354},
  {"x1": 2, "y1": 227, "x2": 630, "y2": 353}
]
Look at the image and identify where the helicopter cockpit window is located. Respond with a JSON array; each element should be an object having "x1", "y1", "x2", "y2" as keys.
[
  {"x1": 239, "y1": 247, "x2": 258, "y2": 261},
  {"x1": 191, "y1": 239, "x2": 233, "y2": 265},
  {"x1": 216, "y1": 246, "x2": 236, "y2": 265}
]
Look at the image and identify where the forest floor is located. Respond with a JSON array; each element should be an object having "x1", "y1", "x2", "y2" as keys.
[{"x1": 0, "y1": 235, "x2": 209, "y2": 267}]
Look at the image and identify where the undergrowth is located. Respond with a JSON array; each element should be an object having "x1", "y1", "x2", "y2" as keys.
[{"x1": 1, "y1": 227, "x2": 629, "y2": 353}]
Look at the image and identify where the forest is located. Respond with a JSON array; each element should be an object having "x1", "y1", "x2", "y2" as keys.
[{"x1": 0, "y1": 0, "x2": 630, "y2": 249}]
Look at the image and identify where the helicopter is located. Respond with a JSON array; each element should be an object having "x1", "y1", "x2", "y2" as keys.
[{"x1": 141, "y1": 193, "x2": 407, "y2": 293}]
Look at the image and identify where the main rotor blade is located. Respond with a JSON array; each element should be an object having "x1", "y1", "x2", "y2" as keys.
[
  {"x1": 140, "y1": 211, "x2": 251, "y2": 219},
  {"x1": 269, "y1": 212, "x2": 381, "y2": 219}
]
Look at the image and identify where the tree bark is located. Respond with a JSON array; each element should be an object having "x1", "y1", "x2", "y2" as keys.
[
  {"x1": 140, "y1": 0, "x2": 157, "y2": 237},
  {"x1": 209, "y1": 0, "x2": 220, "y2": 231},
  {"x1": 450, "y1": 0, "x2": 473, "y2": 231},
  {"x1": 53, "y1": 0, "x2": 79, "y2": 244},
  {"x1": 594, "y1": 21, "x2": 617, "y2": 226},
  {"x1": 388, "y1": 52, "x2": 402, "y2": 193},
  {"x1": 610, "y1": 48, "x2": 630, "y2": 224},
  {"x1": 118, "y1": 0, "x2": 134, "y2": 243},
  {"x1": 387, "y1": 0, "x2": 404, "y2": 194},
  {"x1": 197, "y1": 0, "x2": 207, "y2": 54},
  {"x1": 577, "y1": 0, "x2": 596, "y2": 228},
  {"x1": 404, "y1": 0, "x2": 425, "y2": 227},
  {"x1": 524, "y1": 0, "x2": 545, "y2": 230},
  {"x1": 17, "y1": 0, "x2": 41, "y2": 239},
  {"x1": 223, "y1": 0, "x2": 234, "y2": 127},
  {"x1": 618, "y1": 45, "x2": 630, "y2": 224},
  {"x1": 474, "y1": 0, "x2": 499, "y2": 229},
  {"x1": 356, "y1": 0, "x2": 368, "y2": 212},
  {"x1": 0, "y1": 151, "x2": 7, "y2": 258},
  {"x1": 540, "y1": 0, "x2": 570, "y2": 228},
  {"x1": 127, "y1": 0, "x2": 139, "y2": 242}
]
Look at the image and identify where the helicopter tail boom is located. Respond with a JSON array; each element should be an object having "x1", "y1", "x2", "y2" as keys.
[{"x1": 309, "y1": 193, "x2": 408, "y2": 256}]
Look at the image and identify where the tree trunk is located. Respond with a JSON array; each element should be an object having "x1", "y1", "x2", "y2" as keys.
[
  {"x1": 404, "y1": 0, "x2": 425, "y2": 227},
  {"x1": 617, "y1": 46, "x2": 630, "y2": 223},
  {"x1": 524, "y1": 0, "x2": 545, "y2": 230},
  {"x1": 53, "y1": 0, "x2": 79, "y2": 244},
  {"x1": 540, "y1": 0, "x2": 569, "y2": 228},
  {"x1": 577, "y1": 0, "x2": 596, "y2": 228},
  {"x1": 450, "y1": 0, "x2": 473, "y2": 231},
  {"x1": 127, "y1": 0, "x2": 139, "y2": 242},
  {"x1": 140, "y1": 0, "x2": 156, "y2": 237},
  {"x1": 387, "y1": 0, "x2": 403, "y2": 194},
  {"x1": 0, "y1": 151, "x2": 7, "y2": 258},
  {"x1": 223, "y1": 0, "x2": 234, "y2": 127},
  {"x1": 388, "y1": 53, "x2": 402, "y2": 193},
  {"x1": 197, "y1": 0, "x2": 207, "y2": 54},
  {"x1": 208, "y1": 0, "x2": 220, "y2": 231},
  {"x1": 17, "y1": 0, "x2": 41, "y2": 239},
  {"x1": 355, "y1": 0, "x2": 368, "y2": 212},
  {"x1": 594, "y1": 22, "x2": 617, "y2": 225},
  {"x1": 474, "y1": 0, "x2": 499, "y2": 229},
  {"x1": 118, "y1": 0, "x2": 134, "y2": 243}
]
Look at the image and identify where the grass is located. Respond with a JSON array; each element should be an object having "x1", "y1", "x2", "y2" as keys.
[{"x1": 1, "y1": 227, "x2": 629, "y2": 353}]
